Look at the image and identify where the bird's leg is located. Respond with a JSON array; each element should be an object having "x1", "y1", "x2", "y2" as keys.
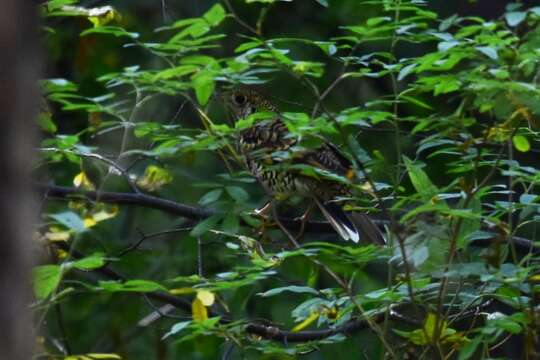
[
  {"x1": 295, "y1": 201, "x2": 315, "y2": 241},
  {"x1": 251, "y1": 200, "x2": 276, "y2": 241}
]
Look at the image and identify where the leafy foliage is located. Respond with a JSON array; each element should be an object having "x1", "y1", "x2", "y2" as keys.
[{"x1": 35, "y1": 0, "x2": 540, "y2": 359}]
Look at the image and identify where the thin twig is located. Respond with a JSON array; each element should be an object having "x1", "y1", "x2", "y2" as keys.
[{"x1": 38, "y1": 148, "x2": 140, "y2": 194}]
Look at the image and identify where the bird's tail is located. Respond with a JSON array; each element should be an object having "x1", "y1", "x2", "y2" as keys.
[{"x1": 314, "y1": 197, "x2": 386, "y2": 245}]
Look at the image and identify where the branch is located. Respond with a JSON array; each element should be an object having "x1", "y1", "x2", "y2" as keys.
[
  {"x1": 36, "y1": 183, "x2": 343, "y2": 232},
  {"x1": 38, "y1": 183, "x2": 212, "y2": 219},
  {"x1": 37, "y1": 183, "x2": 538, "y2": 253},
  {"x1": 244, "y1": 314, "x2": 383, "y2": 342}
]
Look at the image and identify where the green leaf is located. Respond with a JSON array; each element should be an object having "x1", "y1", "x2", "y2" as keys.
[
  {"x1": 221, "y1": 212, "x2": 239, "y2": 234},
  {"x1": 258, "y1": 285, "x2": 318, "y2": 297},
  {"x1": 458, "y1": 336, "x2": 481, "y2": 360},
  {"x1": 70, "y1": 253, "x2": 106, "y2": 270},
  {"x1": 476, "y1": 46, "x2": 498, "y2": 60},
  {"x1": 397, "y1": 63, "x2": 417, "y2": 81},
  {"x1": 32, "y1": 265, "x2": 62, "y2": 300},
  {"x1": 225, "y1": 186, "x2": 249, "y2": 202},
  {"x1": 162, "y1": 321, "x2": 191, "y2": 339},
  {"x1": 190, "y1": 215, "x2": 222, "y2": 237},
  {"x1": 315, "y1": 0, "x2": 328, "y2": 7},
  {"x1": 192, "y1": 71, "x2": 215, "y2": 106},
  {"x1": 153, "y1": 65, "x2": 199, "y2": 80},
  {"x1": 403, "y1": 156, "x2": 438, "y2": 199},
  {"x1": 37, "y1": 113, "x2": 57, "y2": 133},
  {"x1": 401, "y1": 95, "x2": 433, "y2": 110},
  {"x1": 203, "y1": 4, "x2": 226, "y2": 26},
  {"x1": 49, "y1": 211, "x2": 86, "y2": 233},
  {"x1": 80, "y1": 26, "x2": 139, "y2": 38},
  {"x1": 246, "y1": 0, "x2": 292, "y2": 3},
  {"x1": 314, "y1": 41, "x2": 336, "y2": 55},
  {"x1": 438, "y1": 40, "x2": 460, "y2": 52},
  {"x1": 505, "y1": 11, "x2": 527, "y2": 27},
  {"x1": 41, "y1": 78, "x2": 78, "y2": 93},
  {"x1": 458, "y1": 196, "x2": 481, "y2": 247},
  {"x1": 434, "y1": 78, "x2": 461, "y2": 96},
  {"x1": 98, "y1": 279, "x2": 166, "y2": 292},
  {"x1": 492, "y1": 316, "x2": 522, "y2": 334},
  {"x1": 512, "y1": 135, "x2": 530, "y2": 152},
  {"x1": 45, "y1": 0, "x2": 78, "y2": 11},
  {"x1": 423, "y1": 313, "x2": 437, "y2": 341},
  {"x1": 199, "y1": 189, "x2": 223, "y2": 205}
]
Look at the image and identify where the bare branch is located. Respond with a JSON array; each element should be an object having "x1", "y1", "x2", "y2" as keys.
[{"x1": 37, "y1": 183, "x2": 537, "y2": 253}]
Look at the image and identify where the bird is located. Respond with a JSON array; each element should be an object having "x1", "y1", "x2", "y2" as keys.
[{"x1": 225, "y1": 86, "x2": 385, "y2": 245}]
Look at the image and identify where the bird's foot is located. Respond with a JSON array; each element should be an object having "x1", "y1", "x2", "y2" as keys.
[{"x1": 294, "y1": 203, "x2": 315, "y2": 241}]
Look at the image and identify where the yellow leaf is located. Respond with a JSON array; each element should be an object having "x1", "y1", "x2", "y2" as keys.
[
  {"x1": 345, "y1": 168, "x2": 355, "y2": 181},
  {"x1": 169, "y1": 287, "x2": 196, "y2": 295},
  {"x1": 88, "y1": 7, "x2": 120, "y2": 27},
  {"x1": 136, "y1": 165, "x2": 173, "y2": 192},
  {"x1": 56, "y1": 248, "x2": 69, "y2": 260},
  {"x1": 322, "y1": 306, "x2": 339, "y2": 320},
  {"x1": 359, "y1": 181, "x2": 375, "y2": 197},
  {"x1": 292, "y1": 312, "x2": 319, "y2": 332},
  {"x1": 84, "y1": 354, "x2": 121, "y2": 359},
  {"x1": 73, "y1": 172, "x2": 95, "y2": 190},
  {"x1": 59, "y1": 5, "x2": 121, "y2": 27},
  {"x1": 196, "y1": 290, "x2": 215, "y2": 306},
  {"x1": 64, "y1": 354, "x2": 121, "y2": 360},
  {"x1": 192, "y1": 298, "x2": 208, "y2": 322},
  {"x1": 423, "y1": 313, "x2": 438, "y2": 341},
  {"x1": 45, "y1": 230, "x2": 71, "y2": 242},
  {"x1": 486, "y1": 125, "x2": 511, "y2": 142},
  {"x1": 91, "y1": 205, "x2": 118, "y2": 222},
  {"x1": 84, "y1": 217, "x2": 97, "y2": 228}
]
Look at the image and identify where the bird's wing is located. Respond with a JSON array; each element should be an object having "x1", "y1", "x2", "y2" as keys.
[
  {"x1": 300, "y1": 141, "x2": 353, "y2": 176},
  {"x1": 240, "y1": 118, "x2": 295, "y2": 153}
]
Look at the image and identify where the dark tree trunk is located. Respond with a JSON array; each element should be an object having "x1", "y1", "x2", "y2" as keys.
[{"x1": 0, "y1": 0, "x2": 39, "y2": 358}]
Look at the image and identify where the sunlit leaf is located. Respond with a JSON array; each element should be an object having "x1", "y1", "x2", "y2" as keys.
[
  {"x1": 136, "y1": 165, "x2": 173, "y2": 192},
  {"x1": 32, "y1": 265, "x2": 62, "y2": 300},
  {"x1": 70, "y1": 253, "x2": 106, "y2": 270},
  {"x1": 64, "y1": 354, "x2": 121, "y2": 360},
  {"x1": 192, "y1": 70, "x2": 215, "y2": 105},
  {"x1": 192, "y1": 298, "x2": 208, "y2": 321},
  {"x1": 202, "y1": 4, "x2": 226, "y2": 26},
  {"x1": 73, "y1": 171, "x2": 95, "y2": 190},
  {"x1": 196, "y1": 290, "x2": 215, "y2": 306},
  {"x1": 512, "y1": 135, "x2": 530, "y2": 152},
  {"x1": 98, "y1": 279, "x2": 166, "y2": 292},
  {"x1": 403, "y1": 156, "x2": 438, "y2": 199}
]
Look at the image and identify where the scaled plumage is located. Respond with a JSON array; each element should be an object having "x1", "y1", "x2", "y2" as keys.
[{"x1": 226, "y1": 87, "x2": 385, "y2": 245}]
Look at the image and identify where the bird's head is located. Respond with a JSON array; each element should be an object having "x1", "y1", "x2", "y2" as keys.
[{"x1": 225, "y1": 87, "x2": 277, "y2": 119}]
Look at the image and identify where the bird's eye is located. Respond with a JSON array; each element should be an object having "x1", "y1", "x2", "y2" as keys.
[{"x1": 233, "y1": 94, "x2": 246, "y2": 105}]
